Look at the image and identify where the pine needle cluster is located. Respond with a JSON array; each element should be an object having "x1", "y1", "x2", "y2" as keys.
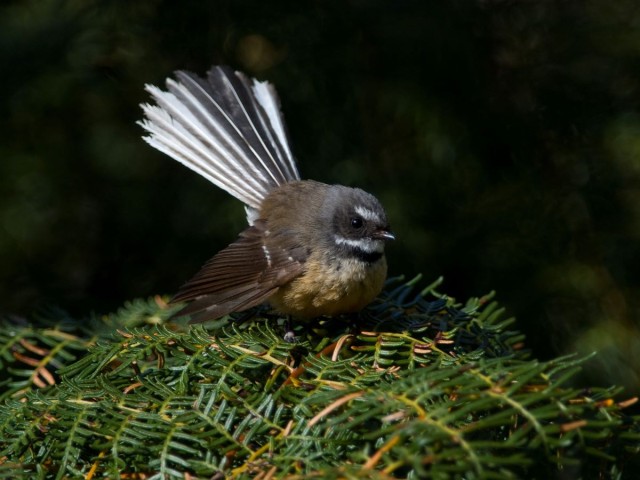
[{"x1": 0, "y1": 276, "x2": 638, "y2": 479}]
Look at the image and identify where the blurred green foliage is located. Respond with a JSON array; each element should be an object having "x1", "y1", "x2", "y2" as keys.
[{"x1": 2, "y1": 0, "x2": 640, "y2": 394}]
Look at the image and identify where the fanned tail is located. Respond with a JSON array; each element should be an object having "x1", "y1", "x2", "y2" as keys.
[{"x1": 138, "y1": 66, "x2": 300, "y2": 210}]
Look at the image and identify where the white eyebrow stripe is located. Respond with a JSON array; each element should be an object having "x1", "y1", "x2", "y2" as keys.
[
  {"x1": 355, "y1": 206, "x2": 381, "y2": 223},
  {"x1": 334, "y1": 235, "x2": 384, "y2": 253}
]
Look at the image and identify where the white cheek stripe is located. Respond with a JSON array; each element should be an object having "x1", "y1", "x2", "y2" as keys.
[
  {"x1": 355, "y1": 206, "x2": 381, "y2": 224},
  {"x1": 334, "y1": 235, "x2": 384, "y2": 253}
]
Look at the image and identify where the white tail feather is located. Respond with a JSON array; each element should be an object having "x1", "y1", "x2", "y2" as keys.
[
  {"x1": 138, "y1": 66, "x2": 300, "y2": 211},
  {"x1": 251, "y1": 80, "x2": 298, "y2": 181}
]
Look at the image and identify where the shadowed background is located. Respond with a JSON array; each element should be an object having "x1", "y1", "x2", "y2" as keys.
[{"x1": 2, "y1": 0, "x2": 640, "y2": 394}]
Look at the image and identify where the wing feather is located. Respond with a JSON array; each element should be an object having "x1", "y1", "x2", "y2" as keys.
[{"x1": 171, "y1": 220, "x2": 306, "y2": 323}]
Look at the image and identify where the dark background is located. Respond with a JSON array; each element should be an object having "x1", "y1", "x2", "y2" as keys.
[{"x1": 2, "y1": 0, "x2": 640, "y2": 393}]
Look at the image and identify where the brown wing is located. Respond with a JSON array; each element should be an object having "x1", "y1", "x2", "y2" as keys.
[{"x1": 170, "y1": 220, "x2": 306, "y2": 323}]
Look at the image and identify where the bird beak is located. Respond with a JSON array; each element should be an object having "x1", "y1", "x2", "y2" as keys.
[{"x1": 373, "y1": 228, "x2": 395, "y2": 241}]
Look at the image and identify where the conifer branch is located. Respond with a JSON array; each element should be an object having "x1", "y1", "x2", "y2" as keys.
[{"x1": 0, "y1": 277, "x2": 638, "y2": 478}]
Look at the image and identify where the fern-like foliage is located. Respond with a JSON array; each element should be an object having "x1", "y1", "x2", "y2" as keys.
[{"x1": 0, "y1": 277, "x2": 638, "y2": 479}]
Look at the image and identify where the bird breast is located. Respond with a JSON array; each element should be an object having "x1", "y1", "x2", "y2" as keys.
[{"x1": 268, "y1": 250, "x2": 387, "y2": 318}]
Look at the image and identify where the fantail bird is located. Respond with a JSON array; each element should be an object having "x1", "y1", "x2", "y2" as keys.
[{"x1": 139, "y1": 65, "x2": 394, "y2": 323}]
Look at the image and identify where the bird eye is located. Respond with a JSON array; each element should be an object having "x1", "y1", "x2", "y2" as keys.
[{"x1": 351, "y1": 217, "x2": 364, "y2": 229}]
